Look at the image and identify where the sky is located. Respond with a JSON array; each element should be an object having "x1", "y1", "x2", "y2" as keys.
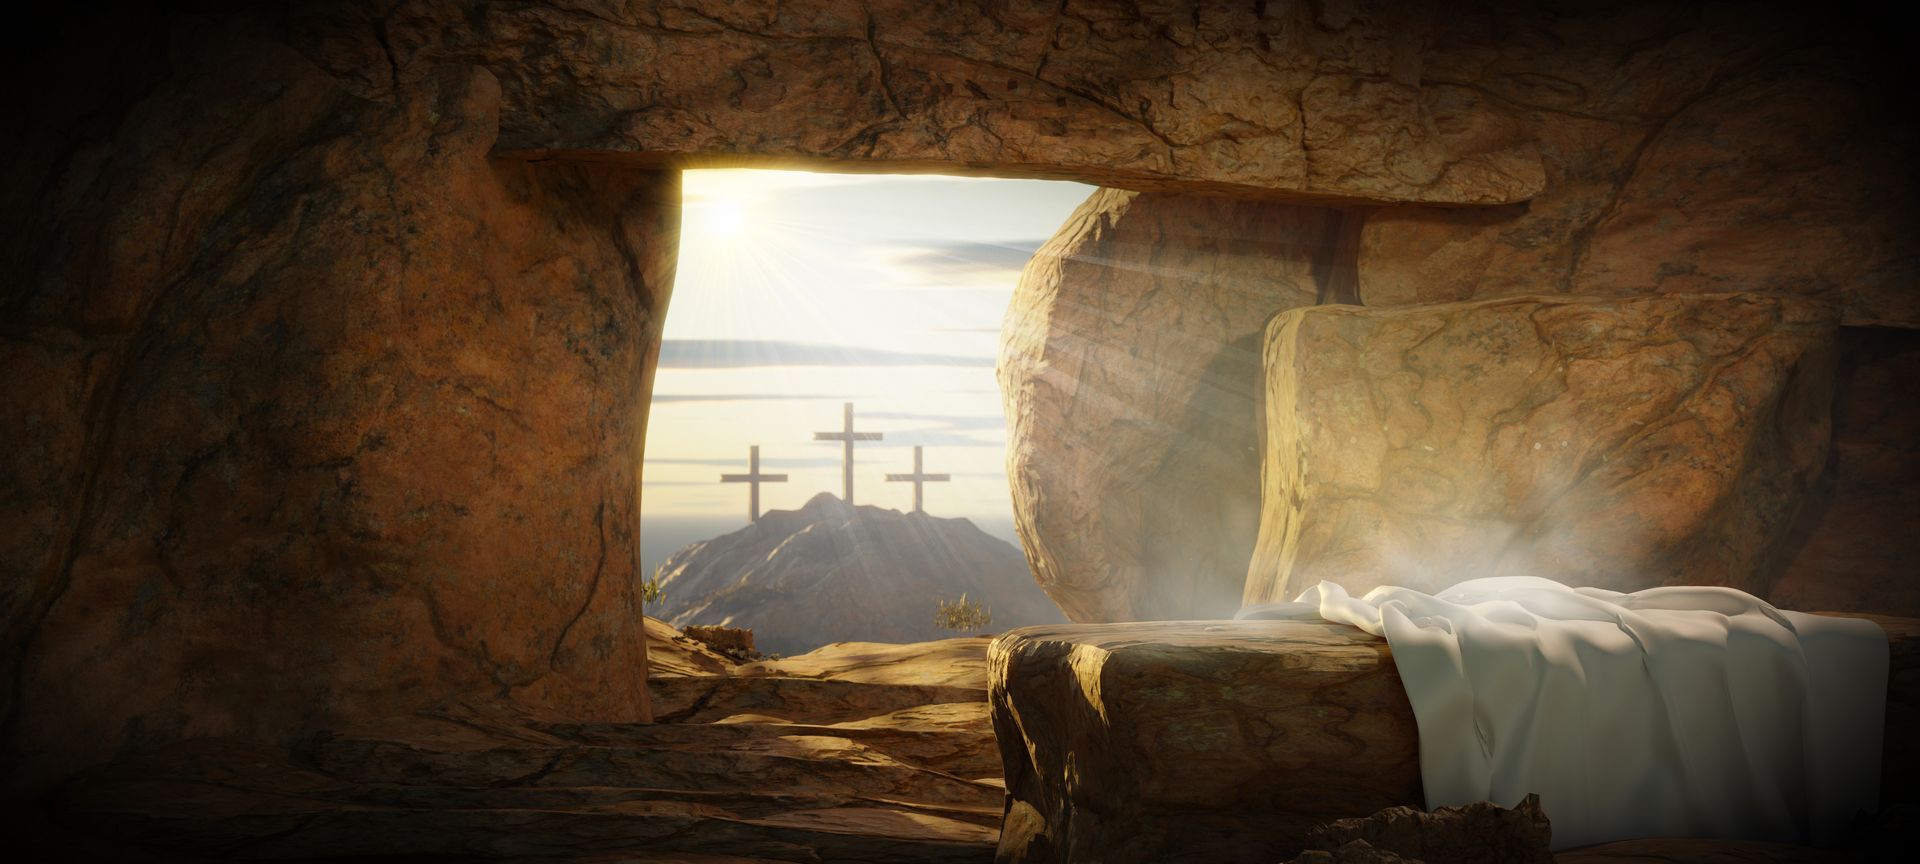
[{"x1": 641, "y1": 169, "x2": 1094, "y2": 530}]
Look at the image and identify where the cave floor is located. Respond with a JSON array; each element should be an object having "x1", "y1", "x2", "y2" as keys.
[
  {"x1": 23, "y1": 619, "x2": 1893, "y2": 863},
  {"x1": 39, "y1": 630, "x2": 1005, "y2": 863}
]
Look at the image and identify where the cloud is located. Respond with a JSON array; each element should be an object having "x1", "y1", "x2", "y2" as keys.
[
  {"x1": 658, "y1": 340, "x2": 993, "y2": 369},
  {"x1": 864, "y1": 413, "x2": 1008, "y2": 448},
  {"x1": 884, "y1": 239, "x2": 1046, "y2": 279},
  {"x1": 863, "y1": 411, "x2": 1007, "y2": 431}
]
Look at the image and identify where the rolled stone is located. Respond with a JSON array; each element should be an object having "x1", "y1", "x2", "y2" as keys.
[
  {"x1": 1246, "y1": 292, "x2": 1839, "y2": 606},
  {"x1": 999, "y1": 188, "x2": 1338, "y2": 623}
]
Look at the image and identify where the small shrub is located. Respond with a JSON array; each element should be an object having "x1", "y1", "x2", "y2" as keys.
[
  {"x1": 640, "y1": 575, "x2": 665, "y2": 605},
  {"x1": 935, "y1": 593, "x2": 992, "y2": 632}
]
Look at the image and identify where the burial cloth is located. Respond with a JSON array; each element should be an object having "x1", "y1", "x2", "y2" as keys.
[{"x1": 1238, "y1": 577, "x2": 1887, "y2": 849}]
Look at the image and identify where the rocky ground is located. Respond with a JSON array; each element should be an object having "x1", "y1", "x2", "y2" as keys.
[
  {"x1": 25, "y1": 620, "x2": 1005, "y2": 863},
  {"x1": 16, "y1": 615, "x2": 1906, "y2": 863}
]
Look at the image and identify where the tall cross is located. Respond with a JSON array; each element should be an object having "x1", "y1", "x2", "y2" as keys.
[
  {"x1": 719, "y1": 445, "x2": 787, "y2": 522},
  {"x1": 886, "y1": 446, "x2": 951, "y2": 514},
  {"x1": 812, "y1": 402, "x2": 882, "y2": 505}
]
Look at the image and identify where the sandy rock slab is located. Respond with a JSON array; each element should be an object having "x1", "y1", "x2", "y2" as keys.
[
  {"x1": 990, "y1": 620, "x2": 1422, "y2": 863},
  {"x1": 39, "y1": 625, "x2": 1004, "y2": 863},
  {"x1": 1246, "y1": 292, "x2": 1838, "y2": 606}
]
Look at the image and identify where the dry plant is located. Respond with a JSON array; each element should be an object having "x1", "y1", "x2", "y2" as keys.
[{"x1": 935, "y1": 593, "x2": 993, "y2": 632}]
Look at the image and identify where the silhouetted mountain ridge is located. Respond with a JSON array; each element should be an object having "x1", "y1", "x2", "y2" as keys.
[{"x1": 651, "y1": 492, "x2": 1065, "y2": 654}]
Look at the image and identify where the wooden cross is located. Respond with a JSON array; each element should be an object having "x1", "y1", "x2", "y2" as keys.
[
  {"x1": 720, "y1": 445, "x2": 787, "y2": 522},
  {"x1": 885, "y1": 445, "x2": 950, "y2": 514},
  {"x1": 812, "y1": 402, "x2": 882, "y2": 505}
]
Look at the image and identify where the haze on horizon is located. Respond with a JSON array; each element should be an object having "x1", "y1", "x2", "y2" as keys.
[{"x1": 640, "y1": 169, "x2": 1094, "y2": 536}]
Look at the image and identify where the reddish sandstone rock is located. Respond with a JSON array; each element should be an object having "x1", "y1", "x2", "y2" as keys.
[
  {"x1": 999, "y1": 188, "x2": 1340, "y2": 623},
  {"x1": 1357, "y1": 4, "x2": 1917, "y2": 328},
  {"x1": 285, "y1": 1, "x2": 1546, "y2": 205},
  {"x1": 5, "y1": 0, "x2": 1916, "y2": 817},
  {"x1": 2, "y1": 24, "x2": 674, "y2": 794},
  {"x1": 644, "y1": 617, "x2": 738, "y2": 678},
  {"x1": 1246, "y1": 293, "x2": 1837, "y2": 604},
  {"x1": 682, "y1": 625, "x2": 761, "y2": 662}
]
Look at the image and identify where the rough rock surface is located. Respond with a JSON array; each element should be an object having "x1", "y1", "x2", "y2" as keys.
[
  {"x1": 653, "y1": 493, "x2": 1064, "y2": 655},
  {"x1": 1245, "y1": 293, "x2": 1838, "y2": 605},
  {"x1": 993, "y1": 613, "x2": 1918, "y2": 864},
  {"x1": 280, "y1": 1, "x2": 1914, "y2": 326},
  {"x1": 1295, "y1": 795, "x2": 1552, "y2": 864},
  {"x1": 683, "y1": 625, "x2": 761, "y2": 662},
  {"x1": 1, "y1": 25, "x2": 675, "y2": 794},
  {"x1": 44, "y1": 622, "x2": 1005, "y2": 863},
  {"x1": 6, "y1": 0, "x2": 1917, "y2": 826},
  {"x1": 1772, "y1": 328, "x2": 1920, "y2": 616},
  {"x1": 998, "y1": 188, "x2": 1341, "y2": 623},
  {"x1": 989, "y1": 620, "x2": 1422, "y2": 863},
  {"x1": 1353, "y1": 4, "x2": 1916, "y2": 328},
  {"x1": 285, "y1": 1, "x2": 1545, "y2": 205},
  {"x1": 645, "y1": 617, "x2": 740, "y2": 678}
]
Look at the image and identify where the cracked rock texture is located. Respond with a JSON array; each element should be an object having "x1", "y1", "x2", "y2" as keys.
[
  {"x1": 35, "y1": 624, "x2": 1008, "y2": 862},
  {"x1": 2, "y1": 21, "x2": 675, "y2": 795},
  {"x1": 5, "y1": 0, "x2": 1917, "y2": 815},
  {"x1": 1245, "y1": 293, "x2": 1837, "y2": 605},
  {"x1": 989, "y1": 620, "x2": 1422, "y2": 863},
  {"x1": 999, "y1": 188, "x2": 1344, "y2": 623},
  {"x1": 284, "y1": 0, "x2": 1545, "y2": 205},
  {"x1": 1354, "y1": 2, "x2": 1917, "y2": 328}
]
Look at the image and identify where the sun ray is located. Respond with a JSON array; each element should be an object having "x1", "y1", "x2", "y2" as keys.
[{"x1": 643, "y1": 167, "x2": 1091, "y2": 544}]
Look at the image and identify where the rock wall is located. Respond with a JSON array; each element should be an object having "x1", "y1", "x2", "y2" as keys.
[
  {"x1": 1245, "y1": 293, "x2": 1837, "y2": 605},
  {"x1": 1770, "y1": 328, "x2": 1920, "y2": 615},
  {"x1": 998, "y1": 189, "x2": 1341, "y2": 622},
  {"x1": 3, "y1": 0, "x2": 1915, "y2": 801},
  {"x1": 283, "y1": 0, "x2": 1544, "y2": 204},
  {"x1": 994, "y1": 1, "x2": 1914, "y2": 621},
  {"x1": 2, "y1": 19, "x2": 674, "y2": 794},
  {"x1": 1354, "y1": 3, "x2": 1916, "y2": 329}
]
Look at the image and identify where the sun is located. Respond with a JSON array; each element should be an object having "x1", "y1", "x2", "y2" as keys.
[
  {"x1": 689, "y1": 192, "x2": 752, "y2": 237},
  {"x1": 685, "y1": 170, "x2": 790, "y2": 240}
]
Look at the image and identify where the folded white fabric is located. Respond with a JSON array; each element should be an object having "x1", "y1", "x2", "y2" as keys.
[{"x1": 1238, "y1": 577, "x2": 1888, "y2": 849}]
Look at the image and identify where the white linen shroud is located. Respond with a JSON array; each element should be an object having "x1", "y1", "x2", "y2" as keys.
[{"x1": 1237, "y1": 577, "x2": 1887, "y2": 849}]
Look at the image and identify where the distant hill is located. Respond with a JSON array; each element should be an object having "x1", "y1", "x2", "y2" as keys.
[{"x1": 650, "y1": 493, "x2": 1066, "y2": 655}]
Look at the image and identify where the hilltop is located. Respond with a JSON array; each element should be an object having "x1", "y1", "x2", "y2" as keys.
[{"x1": 650, "y1": 493, "x2": 1065, "y2": 654}]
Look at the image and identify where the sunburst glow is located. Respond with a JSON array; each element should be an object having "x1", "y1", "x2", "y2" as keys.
[{"x1": 641, "y1": 168, "x2": 1094, "y2": 573}]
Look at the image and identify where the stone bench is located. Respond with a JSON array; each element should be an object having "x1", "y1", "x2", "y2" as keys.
[
  {"x1": 989, "y1": 614, "x2": 1920, "y2": 864},
  {"x1": 989, "y1": 620, "x2": 1422, "y2": 864}
]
